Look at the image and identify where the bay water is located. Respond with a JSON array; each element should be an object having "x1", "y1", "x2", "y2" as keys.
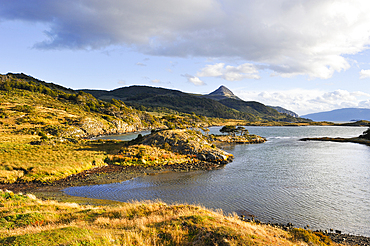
[{"x1": 64, "y1": 126, "x2": 370, "y2": 236}]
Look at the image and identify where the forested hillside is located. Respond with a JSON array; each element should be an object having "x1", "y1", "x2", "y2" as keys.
[{"x1": 84, "y1": 85, "x2": 309, "y2": 122}]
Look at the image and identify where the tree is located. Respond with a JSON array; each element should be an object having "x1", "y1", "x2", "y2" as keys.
[
  {"x1": 220, "y1": 125, "x2": 237, "y2": 136},
  {"x1": 236, "y1": 126, "x2": 249, "y2": 136}
]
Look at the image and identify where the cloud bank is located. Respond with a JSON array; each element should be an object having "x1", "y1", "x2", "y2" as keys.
[
  {"x1": 2, "y1": 0, "x2": 370, "y2": 78},
  {"x1": 235, "y1": 88, "x2": 370, "y2": 115}
]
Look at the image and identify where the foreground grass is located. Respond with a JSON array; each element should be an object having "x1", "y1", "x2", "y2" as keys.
[{"x1": 0, "y1": 190, "x2": 338, "y2": 246}]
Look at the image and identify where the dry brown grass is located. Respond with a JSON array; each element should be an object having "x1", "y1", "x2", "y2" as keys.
[
  {"x1": 0, "y1": 190, "x2": 340, "y2": 246},
  {"x1": 0, "y1": 130, "x2": 109, "y2": 183}
]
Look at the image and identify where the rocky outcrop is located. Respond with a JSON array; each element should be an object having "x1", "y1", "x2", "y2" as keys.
[
  {"x1": 61, "y1": 116, "x2": 152, "y2": 138},
  {"x1": 140, "y1": 129, "x2": 233, "y2": 164}
]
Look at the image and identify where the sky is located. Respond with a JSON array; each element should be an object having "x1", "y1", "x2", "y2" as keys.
[{"x1": 1, "y1": 1, "x2": 370, "y2": 116}]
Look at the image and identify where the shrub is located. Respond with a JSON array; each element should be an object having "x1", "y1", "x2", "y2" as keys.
[
  {"x1": 13, "y1": 105, "x2": 35, "y2": 113},
  {"x1": 38, "y1": 131, "x2": 48, "y2": 140},
  {"x1": 290, "y1": 228, "x2": 332, "y2": 246}
]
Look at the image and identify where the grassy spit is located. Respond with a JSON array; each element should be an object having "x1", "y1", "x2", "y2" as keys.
[{"x1": 0, "y1": 190, "x2": 340, "y2": 246}]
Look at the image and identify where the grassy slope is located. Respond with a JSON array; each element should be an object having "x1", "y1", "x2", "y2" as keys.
[
  {"x1": 0, "y1": 190, "x2": 338, "y2": 246},
  {"x1": 0, "y1": 89, "x2": 103, "y2": 183}
]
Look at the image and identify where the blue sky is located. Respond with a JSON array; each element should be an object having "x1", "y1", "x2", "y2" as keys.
[{"x1": 1, "y1": 0, "x2": 370, "y2": 115}]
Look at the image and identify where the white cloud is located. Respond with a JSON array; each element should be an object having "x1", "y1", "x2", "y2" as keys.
[
  {"x1": 235, "y1": 88, "x2": 370, "y2": 115},
  {"x1": 2, "y1": 1, "x2": 370, "y2": 78},
  {"x1": 118, "y1": 80, "x2": 126, "y2": 85},
  {"x1": 151, "y1": 79, "x2": 161, "y2": 84},
  {"x1": 197, "y1": 63, "x2": 260, "y2": 81},
  {"x1": 136, "y1": 62, "x2": 146, "y2": 66},
  {"x1": 182, "y1": 74, "x2": 205, "y2": 86},
  {"x1": 360, "y1": 69, "x2": 370, "y2": 79}
]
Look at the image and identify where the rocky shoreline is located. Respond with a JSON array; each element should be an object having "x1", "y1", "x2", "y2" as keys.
[{"x1": 238, "y1": 217, "x2": 370, "y2": 246}]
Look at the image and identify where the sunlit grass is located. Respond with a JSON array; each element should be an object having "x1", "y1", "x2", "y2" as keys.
[
  {"x1": 0, "y1": 132, "x2": 108, "y2": 183},
  {"x1": 0, "y1": 190, "x2": 337, "y2": 246},
  {"x1": 106, "y1": 144, "x2": 194, "y2": 167}
]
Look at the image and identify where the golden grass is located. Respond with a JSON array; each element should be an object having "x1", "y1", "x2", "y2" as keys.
[
  {"x1": 107, "y1": 144, "x2": 193, "y2": 167},
  {"x1": 0, "y1": 130, "x2": 109, "y2": 183},
  {"x1": 0, "y1": 190, "x2": 339, "y2": 246}
]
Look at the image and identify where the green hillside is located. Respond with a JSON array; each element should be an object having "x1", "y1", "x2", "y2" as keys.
[
  {"x1": 84, "y1": 85, "x2": 309, "y2": 122},
  {"x1": 84, "y1": 86, "x2": 260, "y2": 121},
  {"x1": 0, "y1": 73, "x2": 164, "y2": 139}
]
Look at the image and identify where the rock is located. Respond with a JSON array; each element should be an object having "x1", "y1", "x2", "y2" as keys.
[
  {"x1": 140, "y1": 129, "x2": 233, "y2": 165},
  {"x1": 61, "y1": 116, "x2": 152, "y2": 138}
]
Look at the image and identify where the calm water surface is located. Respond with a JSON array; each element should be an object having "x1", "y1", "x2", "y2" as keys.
[{"x1": 65, "y1": 126, "x2": 370, "y2": 236}]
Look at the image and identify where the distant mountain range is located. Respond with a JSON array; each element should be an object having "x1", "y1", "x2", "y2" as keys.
[
  {"x1": 301, "y1": 108, "x2": 370, "y2": 122},
  {"x1": 83, "y1": 85, "x2": 307, "y2": 122}
]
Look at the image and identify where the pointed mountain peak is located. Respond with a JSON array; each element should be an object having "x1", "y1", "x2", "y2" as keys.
[
  {"x1": 209, "y1": 85, "x2": 235, "y2": 96},
  {"x1": 204, "y1": 85, "x2": 241, "y2": 101}
]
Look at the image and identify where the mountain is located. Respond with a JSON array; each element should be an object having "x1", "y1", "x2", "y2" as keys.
[
  {"x1": 203, "y1": 85, "x2": 241, "y2": 101},
  {"x1": 83, "y1": 86, "x2": 260, "y2": 121},
  {"x1": 1, "y1": 73, "x2": 309, "y2": 122},
  {"x1": 0, "y1": 73, "x2": 310, "y2": 123},
  {"x1": 301, "y1": 108, "x2": 370, "y2": 122},
  {"x1": 268, "y1": 106, "x2": 299, "y2": 118},
  {"x1": 203, "y1": 86, "x2": 299, "y2": 119},
  {"x1": 84, "y1": 85, "x2": 308, "y2": 122}
]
